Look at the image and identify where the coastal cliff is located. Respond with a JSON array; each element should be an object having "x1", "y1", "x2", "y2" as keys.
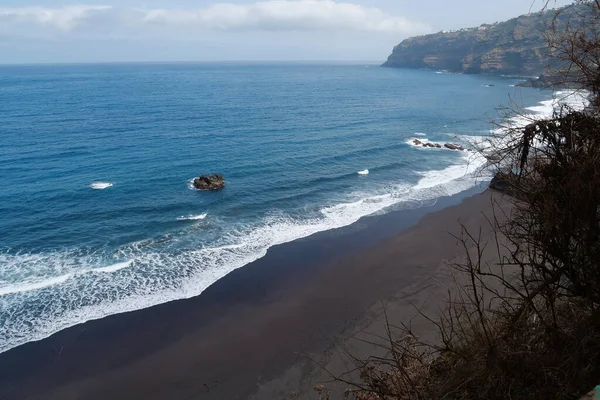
[{"x1": 382, "y1": 5, "x2": 573, "y2": 76}]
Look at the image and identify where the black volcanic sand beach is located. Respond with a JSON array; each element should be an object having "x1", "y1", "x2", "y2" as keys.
[{"x1": 0, "y1": 187, "x2": 512, "y2": 400}]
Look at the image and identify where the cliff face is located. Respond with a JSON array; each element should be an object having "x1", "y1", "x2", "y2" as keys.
[{"x1": 382, "y1": 7, "x2": 571, "y2": 76}]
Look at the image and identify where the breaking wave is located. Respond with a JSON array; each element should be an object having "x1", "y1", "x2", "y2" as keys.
[
  {"x1": 90, "y1": 182, "x2": 113, "y2": 190},
  {"x1": 0, "y1": 90, "x2": 589, "y2": 356},
  {"x1": 177, "y1": 213, "x2": 208, "y2": 221}
]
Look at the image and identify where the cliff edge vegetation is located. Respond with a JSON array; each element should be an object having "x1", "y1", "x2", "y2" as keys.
[
  {"x1": 302, "y1": 2, "x2": 600, "y2": 399},
  {"x1": 382, "y1": 3, "x2": 579, "y2": 76}
]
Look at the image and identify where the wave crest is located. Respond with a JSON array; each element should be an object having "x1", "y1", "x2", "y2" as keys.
[
  {"x1": 90, "y1": 182, "x2": 113, "y2": 190},
  {"x1": 0, "y1": 90, "x2": 589, "y2": 356},
  {"x1": 177, "y1": 213, "x2": 208, "y2": 221}
]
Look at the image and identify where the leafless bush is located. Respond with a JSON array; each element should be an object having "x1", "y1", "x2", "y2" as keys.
[
  {"x1": 300, "y1": 2, "x2": 600, "y2": 399},
  {"x1": 546, "y1": 1, "x2": 600, "y2": 96}
]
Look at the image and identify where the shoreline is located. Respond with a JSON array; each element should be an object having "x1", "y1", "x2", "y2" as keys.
[
  {"x1": 0, "y1": 163, "x2": 489, "y2": 356},
  {"x1": 0, "y1": 66, "x2": 560, "y2": 358},
  {"x1": 0, "y1": 185, "x2": 502, "y2": 400}
]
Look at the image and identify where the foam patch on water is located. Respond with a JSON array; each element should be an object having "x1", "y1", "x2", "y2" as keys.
[
  {"x1": 187, "y1": 178, "x2": 199, "y2": 191},
  {"x1": 0, "y1": 152, "x2": 492, "y2": 353},
  {"x1": 357, "y1": 169, "x2": 369, "y2": 175},
  {"x1": 0, "y1": 274, "x2": 72, "y2": 296},
  {"x1": 0, "y1": 149, "x2": 492, "y2": 354},
  {"x1": 487, "y1": 89, "x2": 590, "y2": 159},
  {"x1": 526, "y1": 90, "x2": 588, "y2": 114},
  {"x1": 90, "y1": 182, "x2": 113, "y2": 189},
  {"x1": 177, "y1": 213, "x2": 208, "y2": 221},
  {"x1": 94, "y1": 260, "x2": 133, "y2": 273}
]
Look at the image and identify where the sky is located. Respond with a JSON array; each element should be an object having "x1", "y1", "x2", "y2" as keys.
[{"x1": 0, "y1": 0, "x2": 574, "y2": 64}]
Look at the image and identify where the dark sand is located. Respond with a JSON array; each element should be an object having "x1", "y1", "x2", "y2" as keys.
[{"x1": 0, "y1": 188, "x2": 511, "y2": 400}]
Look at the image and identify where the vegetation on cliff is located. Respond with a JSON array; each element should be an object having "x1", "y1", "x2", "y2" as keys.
[
  {"x1": 382, "y1": 3, "x2": 580, "y2": 76},
  {"x1": 305, "y1": 2, "x2": 600, "y2": 399}
]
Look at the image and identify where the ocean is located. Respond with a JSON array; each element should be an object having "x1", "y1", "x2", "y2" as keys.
[{"x1": 0, "y1": 62, "x2": 554, "y2": 353}]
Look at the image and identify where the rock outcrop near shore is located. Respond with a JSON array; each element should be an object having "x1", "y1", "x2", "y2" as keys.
[
  {"x1": 413, "y1": 139, "x2": 441, "y2": 149},
  {"x1": 412, "y1": 139, "x2": 470, "y2": 152},
  {"x1": 444, "y1": 143, "x2": 465, "y2": 151},
  {"x1": 193, "y1": 174, "x2": 225, "y2": 190},
  {"x1": 517, "y1": 71, "x2": 567, "y2": 88}
]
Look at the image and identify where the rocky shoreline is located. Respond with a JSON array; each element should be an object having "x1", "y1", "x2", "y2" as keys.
[{"x1": 412, "y1": 139, "x2": 472, "y2": 152}]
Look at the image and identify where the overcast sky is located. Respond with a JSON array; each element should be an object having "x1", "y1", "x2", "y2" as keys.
[{"x1": 0, "y1": 0, "x2": 573, "y2": 64}]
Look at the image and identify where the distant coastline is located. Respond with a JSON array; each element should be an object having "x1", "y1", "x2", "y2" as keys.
[{"x1": 381, "y1": 3, "x2": 582, "y2": 85}]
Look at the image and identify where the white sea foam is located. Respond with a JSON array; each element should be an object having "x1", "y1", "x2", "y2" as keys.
[
  {"x1": 525, "y1": 99, "x2": 555, "y2": 114},
  {"x1": 526, "y1": 90, "x2": 588, "y2": 114},
  {"x1": 94, "y1": 260, "x2": 133, "y2": 273},
  {"x1": 490, "y1": 89, "x2": 590, "y2": 159},
  {"x1": 0, "y1": 274, "x2": 72, "y2": 296},
  {"x1": 417, "y1": 152, "x2": 489, "y2": 191},
  {"x1": 177, "y1": 213, "x2": 208, "y2": 221},
  {"x1": 0, "y1": 90, "x2": 591, "y2": 355},
  {"x1": 414, "y1": 132, "x2": 426, "y2": 136},
  {"x1": 199, "y1": 243, "x2": 246, "y2": 252},
  {"x1": 0, "y1": 155, "x2": 488, "y2": 354},
  {"x1": 187, "y1": 178, "x2": 197, "y2": 191},
  {"x1": 357, "y1": 169, "x2": 369, "y2": 175},
  {"x1": 90, "y1": 182, "x2": 113, "y2": 190}
]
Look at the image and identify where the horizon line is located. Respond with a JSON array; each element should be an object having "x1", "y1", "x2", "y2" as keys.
[{"x1": 0, "y1": 60, "x2": 386, "y2": 67}]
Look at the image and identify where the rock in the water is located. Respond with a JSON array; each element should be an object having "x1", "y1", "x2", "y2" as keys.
[
  {"x1": 445, "y1": 143, "x2": 465, "y2": 151},
  {"x1": 414, "y1": 140, "x2": 443, "y2": 149},
  {"x1": 193, "y1": 174, "x2": 225, "y2": 190},
  {"x1": 444, "y1": 143, "x2": 461, "y2": 150}
]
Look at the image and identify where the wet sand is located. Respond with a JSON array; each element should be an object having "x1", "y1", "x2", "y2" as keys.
[{"x1": 0, "y1": 187, "x2": 510, "y2": 400}]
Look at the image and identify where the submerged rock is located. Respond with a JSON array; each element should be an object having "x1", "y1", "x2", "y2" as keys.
[
  {"x1": 193, "y1": 174, "x2": 225, "y2": 190},
  {"x1": 413, "y1": 140, "x2": 443, "y2": 149}
]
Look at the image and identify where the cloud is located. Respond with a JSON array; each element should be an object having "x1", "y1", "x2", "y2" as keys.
[
  {"x1": 0, "y1": 1, "x2": 431, "y2": 37},
  {"x1": 0, "y1": 6, "x2": 112, "y2": 32}
]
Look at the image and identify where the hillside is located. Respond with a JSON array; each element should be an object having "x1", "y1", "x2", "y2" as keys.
[{"x1": 382, "y1": 5, "x2": 575, "y2": 76}]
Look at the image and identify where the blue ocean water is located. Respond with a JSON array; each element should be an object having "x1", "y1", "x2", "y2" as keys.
[{"x1": 0, "y1": 63, "x2": 550, "y2": 352}]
